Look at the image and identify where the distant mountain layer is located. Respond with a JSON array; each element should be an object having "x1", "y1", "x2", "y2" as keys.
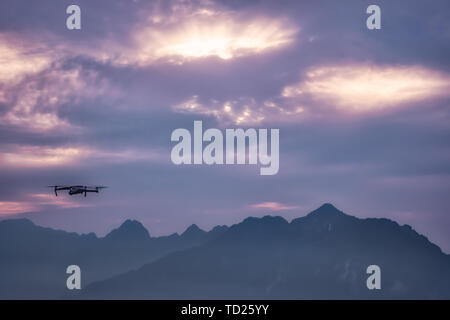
[
  {"x1": 82, "y1": 204, "x2": 450, "y2": 299},
  {"x1": 1, "y1": 203, "x2": 449, "y2": 299},
  {"x1": 0, "y1": 217, "x2": 227, "y2": 299}
]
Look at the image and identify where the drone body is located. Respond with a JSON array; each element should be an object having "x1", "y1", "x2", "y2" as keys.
[{"x1": 48, "y1": 185, "x2": 107, "y2": 197}]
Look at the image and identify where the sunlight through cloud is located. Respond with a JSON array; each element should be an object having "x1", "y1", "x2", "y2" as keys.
[
  {"x1": 283, "y1": 65, "x2": 450, "y2": 112},
  {"x1": 108, "y1": 5, "x2": 298, "y2": 65}
]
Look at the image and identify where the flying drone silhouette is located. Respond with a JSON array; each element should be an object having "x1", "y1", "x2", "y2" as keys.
[{"x1": 47, "y1": 185, "x2": 108, "y2": 197}]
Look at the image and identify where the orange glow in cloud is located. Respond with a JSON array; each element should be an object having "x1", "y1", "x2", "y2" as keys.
[
  {"x1": 249, "y1": 202, "x2": 299, "y2": 211},
  {"x1": 282, "y1": 65, "x2": 450, "y2": 112}
]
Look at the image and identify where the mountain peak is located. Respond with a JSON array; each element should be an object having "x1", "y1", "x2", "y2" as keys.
[
  {"x1": 319, "y1": 203, "x2": 339, "y2": 210},
  {"x1": 291, "y1": 203, "x2": 350, "y2": 226},
  {"x1": 182, "y1": 224, "x2": 206, "y2": 237},
  {"x1": 307, "y1": 203, "x2": 345, "y2": 217},
  {"x1": 105, "y1": 219, "x2": 150, "y2": 241}
]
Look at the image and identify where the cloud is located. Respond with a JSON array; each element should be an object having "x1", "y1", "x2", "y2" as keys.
[
  {"x1": 249, "y1": 202, "x2": 299, "y2": 211},
  {"x1": 1, "y1": 0, "x2": 450, "y2": 252},
  {"x1": 0, "y1": 33, "x2": 54, "y2": 84},
  {"x1": 0, "y1": 144, "x2": 165, "y2": 168},
  {"x1": 173, "y1": 95, "x2": 266, "y2": 125},
  {"x1": 282, "y1": 64, "x2": 450, "y2": 112},
  {"x1": 0, "y1": 201, "x2": 35, "y2": 216},
  {"x1": 0, "y1": 193, "x2": 87, "y2": 217},
  {"x1": 172, "y1": 95, "x2": 305, "y2": 125},
  {"x1": 0, "y1": 60, "x2": 115, "y2": 132},
  {"x1": 132, "y1": 8, "x2": 298, "y2": 63},
  {"x1": 30, "y1": 193, "x2": 88, "y2": 210},
  {"x1": 177, "y1": 64, "x2": 450, "y2": 125},
  {"x1": 68, "y1": 0, "x2": 298, "y2": 66},
  {"x1": 0, "y1": 146, "x2": 82, "y2": 167}
]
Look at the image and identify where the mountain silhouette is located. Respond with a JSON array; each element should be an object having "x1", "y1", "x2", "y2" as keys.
[
  {"x1": 104, "y1": 219, "x2": 151, "y2": 242},
  {"x1": 1, "y1": 204, "x2": 449, "y2": 299},
  {"x1": 81, "y1": 204, "x2": 450, "y2": 299},
  {"x1": 181, "y1": 224, "x2": 206, "y2": 241},
  {"x1": 0, "y1": 218, "x2": 225, "y2": 299}
]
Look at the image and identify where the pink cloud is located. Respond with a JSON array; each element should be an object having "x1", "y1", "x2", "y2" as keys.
[
  {"x1": 0, "y1": 201, "x2": 35, "y2": 216},
  {"x1": 0, "y1": 144, "x2": 166, "y2": 168},
  {"x1": 0, "y1": 193, "x2": 93, "y2": 217},
  {"x1": 249, "y1": 202, "x2": 299, "y2": 211}
]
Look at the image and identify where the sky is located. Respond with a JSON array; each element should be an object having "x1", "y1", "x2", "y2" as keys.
[{"x1": 1, "y1": 0, "x2": 450, "y2": 252}]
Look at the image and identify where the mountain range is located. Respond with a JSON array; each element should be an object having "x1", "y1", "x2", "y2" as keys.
[
  {"x1": 0, "y1": 216, "x2": 227, "y2": 299},
  {"x1": 1, "y1": 203, "x2": 449, "y2": 299}
]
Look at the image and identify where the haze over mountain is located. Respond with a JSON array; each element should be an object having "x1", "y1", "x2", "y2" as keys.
[
  {"x1": 1, "y1": 204, "x2": 449, "y2": 299},
  {"x1": 82, "y1": 204, "x2": 450, "y2": 299},
  {"x1": 0, "y1": 217, "x2": 227, "y2": 299}
]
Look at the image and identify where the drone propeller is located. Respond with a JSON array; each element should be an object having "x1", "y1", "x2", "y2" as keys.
[
  {"x1": 47, "y1": 185, "x2": 60, "y2": 196},
  {"x1": 45, "y1": 185, "x2": 108, "y2": 197},
  {"x1": 46, "y1": 185, "x2": 70, "y2": 196},
  {"x1": 95, "y1": 186, "x2": 108, "y2": 192}
]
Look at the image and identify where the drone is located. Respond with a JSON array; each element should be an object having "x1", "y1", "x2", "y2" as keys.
[{"x1": 48, "y1": 185, "x2": 107, "y2": 197}]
